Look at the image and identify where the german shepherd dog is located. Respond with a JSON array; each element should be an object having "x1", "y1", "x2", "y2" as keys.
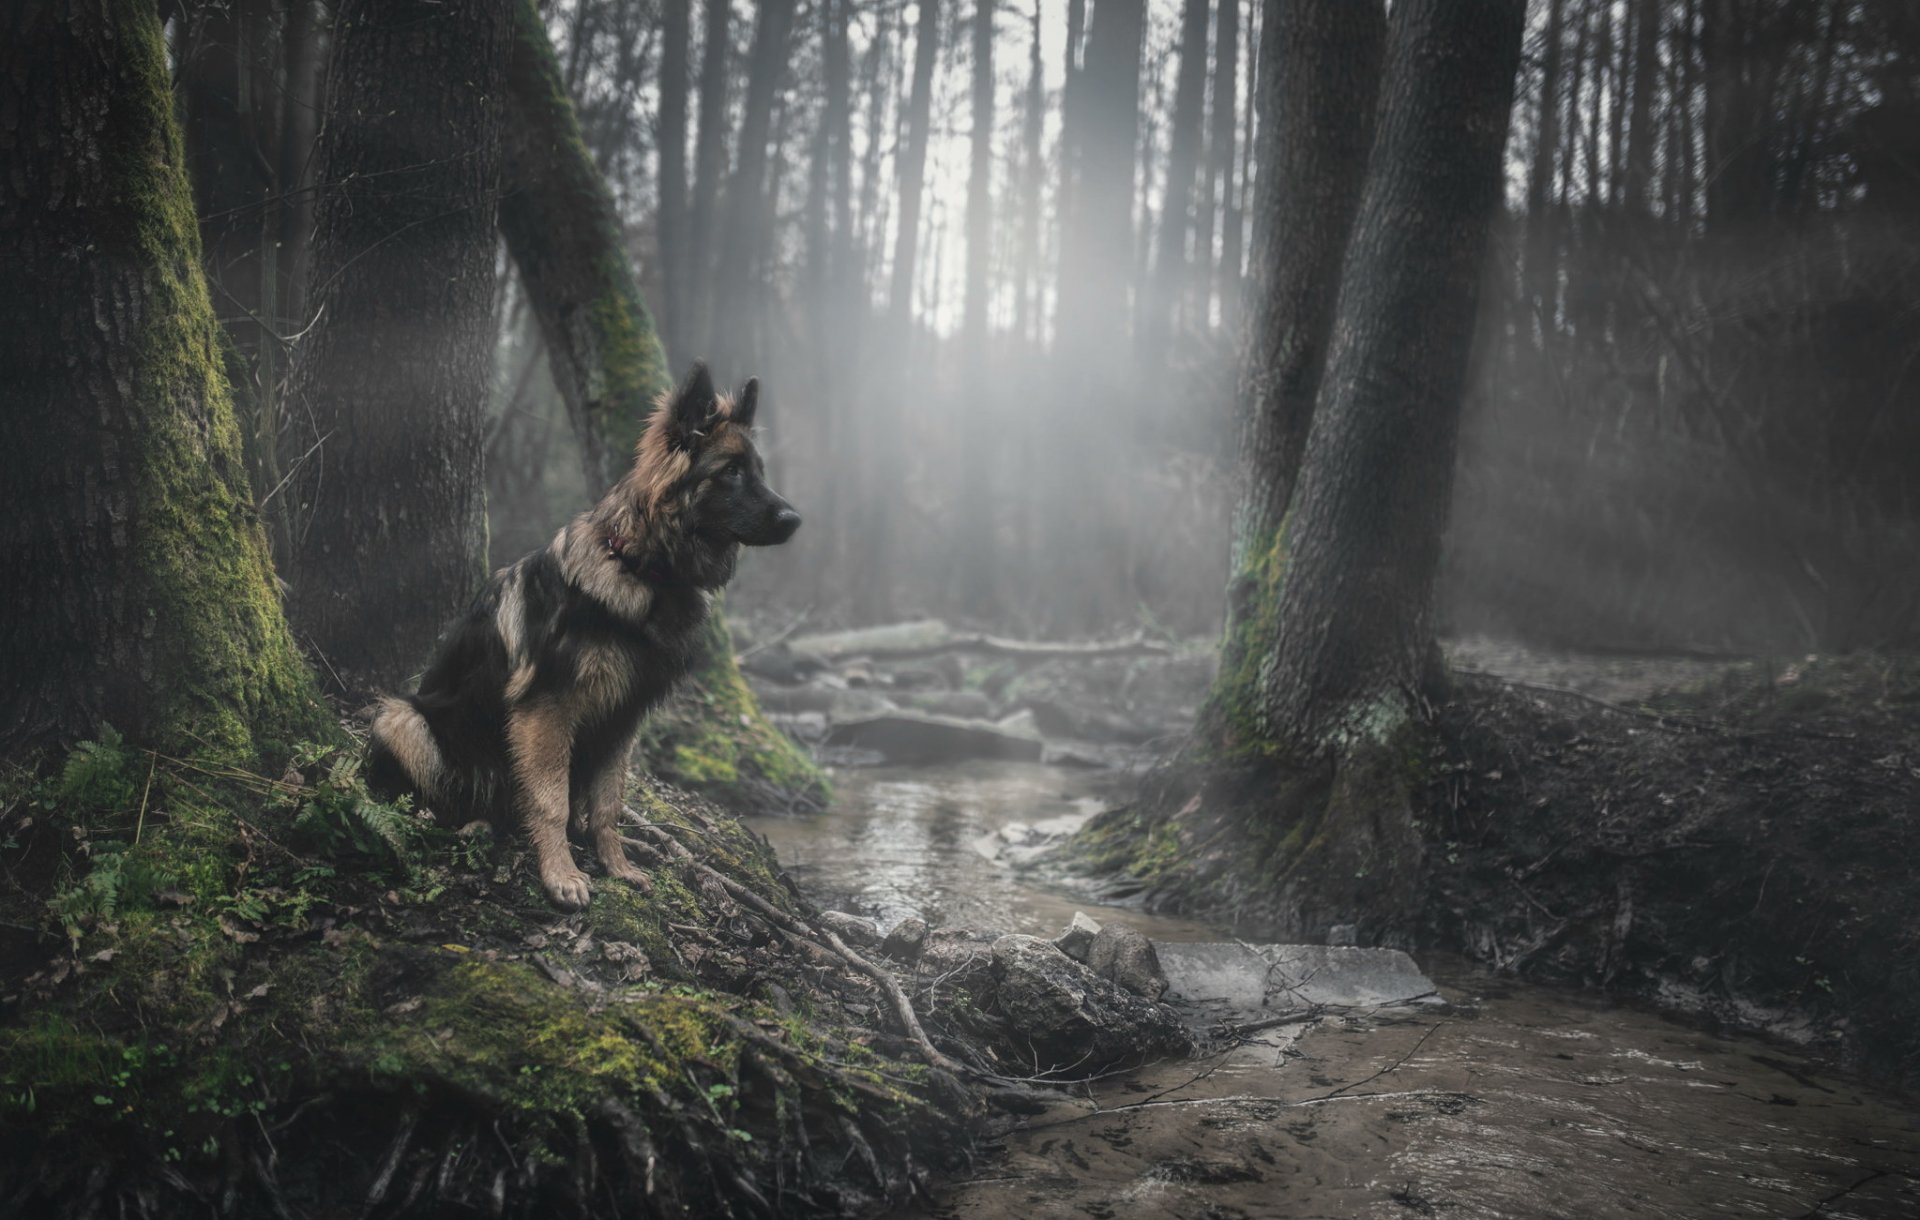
[{"x1": 365, "y1": 363, "x2": 799, "y2": 909}]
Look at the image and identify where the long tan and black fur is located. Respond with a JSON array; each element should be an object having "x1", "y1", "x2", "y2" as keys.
[{"x1": 366, "y1": 363, "x2": 799, "y2": 909}]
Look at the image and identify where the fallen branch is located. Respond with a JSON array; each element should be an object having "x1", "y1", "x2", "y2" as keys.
[{"x1": 799, "y1": 630, "x2": 1174, "y2": 664}]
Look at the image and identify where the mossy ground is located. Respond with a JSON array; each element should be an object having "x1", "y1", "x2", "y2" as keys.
[
  {"x1": 0, "y1": 731, "x2": 957, "y2": 1216},
  {"x1": 641, "y1": 608, "x2": 832, "y2": 814}
]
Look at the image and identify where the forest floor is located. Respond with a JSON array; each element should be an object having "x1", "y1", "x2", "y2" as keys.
[
  {"x1": 1073, "y1": 646, "x2": 1920, "y2": 1094},
  {"x1": 0, "y1": 739, "x2": 985, "y2": 1217}
]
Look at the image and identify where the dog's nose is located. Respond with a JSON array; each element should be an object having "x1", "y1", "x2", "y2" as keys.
[{"x1": 771, "y1": 508, "x2": 801, "y2": 543}]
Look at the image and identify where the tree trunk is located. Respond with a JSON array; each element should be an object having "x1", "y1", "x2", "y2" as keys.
[
  {"x1": 955, "y1": 0, "x2": 998, "y2": 616},
  {"x1": 1049, "y1": 0, "x2": 1147, "y2": 629},
  {"x1": 1139, "y1": 0, "x2": 1212, "y2": 367},
  {"x1": 1523, "y1": 0, "x2": 1569, "y2": 330},
  {"x1": 1014, "y1": 2, "x2": 1046, "y2": 344},
  {"x1": 1251, "y1": 0, "x2": 1524, "y2": 750},
  {"x1": 889, "y1": 0, "x2": 941, "y2": 322},
  {"x1": 0, "y1": 0, "x2": 323, "y2": 761},
  {"x1": 501, "y1": 0, "x2": 673, "y2": 491},
  {"x1": 285, "y1": 0, "x2": 511, "y2": 694},
  {"x1": 1199, "y1": 0, "x2": 1240, "y2": 336},
  {"x1": 1201, "y1": 0, "x2": 1384, "y2": 749},
  {"x1": 708, "y1": 0, "x2": 799, "y2": 377},
  {"x1": 657, "y1": 0, "x2": 691, "y2": 349},
  {"x1": 684, "y1": 0, "x2": 731, "y2": 361},
  {"x1": 1624, "y1": 0, "x2": 1661, "y2": 212}
]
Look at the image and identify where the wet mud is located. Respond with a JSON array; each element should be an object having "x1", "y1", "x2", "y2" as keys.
[{"x1": 757, "y1": 759, "x2": 1920, "y2": 1219}]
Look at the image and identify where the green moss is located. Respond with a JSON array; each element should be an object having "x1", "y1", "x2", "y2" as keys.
[
  {"x1": 1198, "y1": 521, "x2": 1290, "y2": 760},
  {"x1": 104, "y1": 0, "x2": 330, "y2": 763},
  {"x1": 639, "y1": 609, "x2": 830, "y2": 813}
]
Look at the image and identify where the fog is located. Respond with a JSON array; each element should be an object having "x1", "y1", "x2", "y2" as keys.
[{"x1": 482, "y1": 0, "x2": 1920, "y2": 652}]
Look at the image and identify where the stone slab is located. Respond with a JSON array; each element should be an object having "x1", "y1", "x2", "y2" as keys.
[{"x1": 1157, "y1": 942, "x2": 1439, "y2": 1020}]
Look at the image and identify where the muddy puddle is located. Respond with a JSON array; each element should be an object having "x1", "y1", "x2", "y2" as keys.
[{"x1": 749, "y1": 762, "x2": 1920, "y2": 1218}]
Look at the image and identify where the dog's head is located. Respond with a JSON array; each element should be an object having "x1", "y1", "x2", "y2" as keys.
[{"x1": 627, "y1": 363, "x2": 799, "y2": 584}]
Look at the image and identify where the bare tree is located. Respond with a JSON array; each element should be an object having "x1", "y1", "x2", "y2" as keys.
[
  {"x1": 657, "y1": 0, "x2": 691, "y2": 346},
  {"x1": 1140, "y1": 0, "x2": 1213, "y2": 367}
]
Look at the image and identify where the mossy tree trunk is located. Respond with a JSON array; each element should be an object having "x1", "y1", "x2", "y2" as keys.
[
  {"x1": 0, "y1": 0, "x2": 326, "y2": 763},
  {"x1": 1177, "y1": 0, "x2": 1524, "y2": 937},
  {"x1": 499, "y1": 0, "x2": 672, "y2": 491},
  {"x1": 499, "y1": 1, "x2": 827, "y2": 813},
  {"x1": 1200, "y1": 0, "x2": 1384, "y2": 755},
  {"x1": 1255, "y1": 0, "x2": 1522, "y2": 750},
  {"x1": 285, "y1": 0, "x2": 511, "y2": 695}
]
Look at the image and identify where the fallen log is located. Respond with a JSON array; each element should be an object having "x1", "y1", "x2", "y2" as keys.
[{"x1": 790, "y1": 618, "x2": 1174, "y2": 663}]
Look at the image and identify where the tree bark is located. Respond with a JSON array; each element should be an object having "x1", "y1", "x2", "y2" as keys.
[
  {"x1": 1252, "y1": 0, "x2": 1524, "y2": 750},
  {"x1": 285, "y1": 0, "x2": 511, "y2": 694},
  {"x1": 657, "y1": 0, "x2": 691, "y2": 348},
  {"x1": 1201, "y1": 0, "x2": 1384, "y2": 749},
  {"x1": 0, "y1": 0, "x2": 324, "y2": 760},
  {"x1": 500, "y1": 0, "x2": 673, "y2": 491}
]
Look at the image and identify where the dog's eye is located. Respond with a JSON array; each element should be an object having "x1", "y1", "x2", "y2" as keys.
[{"x1": 719, "y1": 463, "x2": 744, "y2": 483}]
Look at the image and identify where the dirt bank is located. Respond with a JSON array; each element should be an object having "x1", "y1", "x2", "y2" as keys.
[{"x1": 1073, "y1": 652, "x2": 1920, "y2": 1090}]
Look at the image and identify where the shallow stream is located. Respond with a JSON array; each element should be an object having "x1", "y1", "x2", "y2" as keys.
[{"x1": 748, "y1": 762, "x2": 1920, "y2": 1218}]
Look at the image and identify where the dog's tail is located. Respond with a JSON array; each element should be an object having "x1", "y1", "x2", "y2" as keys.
[{"x1": 366, "y1": 696, "x2": 444, "y2": 804}]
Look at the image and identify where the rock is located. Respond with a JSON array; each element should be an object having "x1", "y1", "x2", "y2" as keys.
[
  {"x1": 920, "y1": 927, "x2": 994, "y2": 976},
  {"x1": 1327, "y1": 923, "x2": 1359, "y2": 947},
  {"x1": 822, "y1": 712, "x2": 1044, "y2": 765},
  {"x1": 752, "y1": 684, "x2": 897, "y2": 719},
  {"x1": 818, "y1": 911, "x2": 881, "y2": 947},
  {"x1": 1054, "y1": 912, "x2": 1103, "y2": 962},
  {"x1": 989, "y1": 935, "x2": 1190, "y2": 1071},
  {"x1": 1023, "y1": 697, "x2": 1166, "y2": 745},
  {"x1": 880, "y1": 916, "x2": 930, "y2": 962},
  {"x1": 1153, "y1": 943, "x2": 1439, "y2": 1018},
  {"x1": 1087, "y1": 924, "x2": 1169, "y2": 1001}
]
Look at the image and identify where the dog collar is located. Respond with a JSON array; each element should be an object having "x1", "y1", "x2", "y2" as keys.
[{"x1": 604, "y1": 533, "x2": 678, "y2": 585}]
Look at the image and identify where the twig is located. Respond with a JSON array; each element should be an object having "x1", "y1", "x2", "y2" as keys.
[
  {"x1": 1314, "y1": 1021, "x2": 1447, "y2": 1102},
  {"x1": 255, "y1": 430, "x2": 333, "y2": 512},
  {"x1": 133, "y1": 752, "x2": 157, "y2": 845},
  {"x1": 735, "y1": 605, "x2": 814, "y2": 662}
]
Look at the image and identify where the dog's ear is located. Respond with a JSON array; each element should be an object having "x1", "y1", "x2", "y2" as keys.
[
  {"x1": 662, "y1": 361, "x2": 720, "y2": 449},
  {"x1": 732, "y1": 378, "x2": 760, "y2": 429}
]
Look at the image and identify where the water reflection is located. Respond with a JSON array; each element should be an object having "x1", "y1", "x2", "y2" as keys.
[{"x1": 743, "y1": 761, "x2": 1219, "y2": 940}]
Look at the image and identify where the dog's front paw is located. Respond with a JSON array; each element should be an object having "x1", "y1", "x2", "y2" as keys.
[
  {"x1": 605, "y1": 858, "x2": 654, "y2": 895},
  {"x1": 542, "y1": 866, "x2": 593, "y2": 910}
]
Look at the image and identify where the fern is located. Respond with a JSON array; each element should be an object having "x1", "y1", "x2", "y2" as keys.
[
  {"x1": 289, "y1": 751, "x2": 424, "y2": 868},
  {"x1": 57, "y1": 726, "x2": 138, "y2": 814}
]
